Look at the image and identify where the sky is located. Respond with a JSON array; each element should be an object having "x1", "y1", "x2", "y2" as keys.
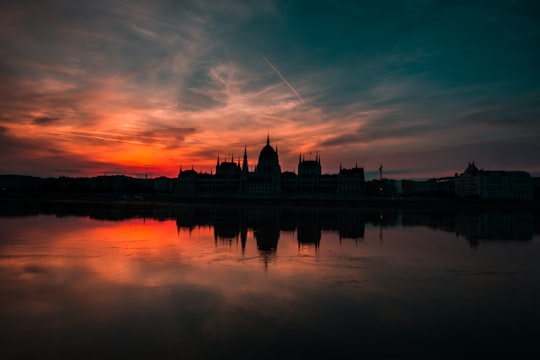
[{"x1": 1, "y1": 0, "x2": 539, "y2": 180}]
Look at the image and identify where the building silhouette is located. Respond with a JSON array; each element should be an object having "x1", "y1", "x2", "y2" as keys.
[
  {"x1": 176, "y1": 136, "x2": 365, "y2": 198},
  {"x1": 455, "y1": 161, "x2": 533, "y2": 200}
]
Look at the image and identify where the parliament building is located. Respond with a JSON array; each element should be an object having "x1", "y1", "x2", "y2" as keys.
[{"x1": 176, "y1": 136, "x2": 365, "y2": 198}]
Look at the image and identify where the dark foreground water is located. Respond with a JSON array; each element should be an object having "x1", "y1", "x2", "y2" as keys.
[{"x1": 1, "y1": 202, "x2": 539, "y2": 359}]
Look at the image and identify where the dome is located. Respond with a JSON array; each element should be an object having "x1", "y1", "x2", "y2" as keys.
[
  {"x1": 259, "y1": 144, "x2": 277, "y2": 158},
  {"x1": 256, "y1": 135, "x2": 281, "y2": 174}
]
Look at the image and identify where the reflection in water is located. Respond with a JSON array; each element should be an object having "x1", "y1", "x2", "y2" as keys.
[
  {"x1": 1, "y1": 201, "x2": 538, "y2": 249},
  {"x1": 456, "y1": 213, "x2": 535, "y2": 247},
  {"x1": 178, "y1": 206, "x2": 369, "y2": 264},
  {"x1": 174, "y1": 205, "x2": 537, "y2": 250},
  {"x1": 1, "y1": 202, "x2": 540, "y2": 358}
]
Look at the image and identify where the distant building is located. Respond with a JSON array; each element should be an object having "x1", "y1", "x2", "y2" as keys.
[
  {"x1": 0, "y1": 175, "x2": 42, "y2": 191},
  {"x1": 176, "y1": 136, "x2": 365, "y2": 198},
  {"x1": 366, "y1": 179, "x2": 397, "y2": 197},
  {"x1": 455, "y1": 162, "x2": 533, "y2": 200},
  {"x1": 401, "y1": 177, "x2": 455, "y2": 197},
  {"x1": 153, "y1": 176, "x2": 175, "y2": 193}
]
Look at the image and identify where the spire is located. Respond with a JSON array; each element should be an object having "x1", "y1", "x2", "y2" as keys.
[
  {"x1": 299, "y1": 152, "x2": 302, "y2": 165},
  {"x1": 242, "y1": 145, "x2": 248, "y2": 173},
  {"x1": 266, "y1": 133, "x2": 270, "y2": 146}
]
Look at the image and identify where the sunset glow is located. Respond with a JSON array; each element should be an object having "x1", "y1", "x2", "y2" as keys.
[{"x1": 1, "y1": 1, "x2": 539, "y2": 179}]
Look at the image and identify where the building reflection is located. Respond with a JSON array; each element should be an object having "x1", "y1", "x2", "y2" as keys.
[
  {"x1": 173, "y1": 206, "x2": 537, "y2": 254},
  {"x1": 181, "y1": 206, "x2": 537, "y2": 251},
  {"x1": 338, "y1": 208, "x2": 366, "y2": 243},
  {"x1": 213, "y1": 208, "x2": 241, "y2": 246},
  {"x1": 173, "y1": 206, "x2": 367, "y2": 266},
  {"x1": 296, "y1": 209, "x2": 321, "y2": 250},
  {"x1": 455, "y1": 213, "x2": 534, "y2": 248},
  {"x1": 250, "y1": 208, "x2": 281, "y2": 270},
  {"x1": 1, "y1": 201, "x2": 537, "y2": 256}
]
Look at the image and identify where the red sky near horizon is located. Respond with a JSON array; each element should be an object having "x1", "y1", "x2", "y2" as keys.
[{"x1": 1, "y1": 1, "x2": 539, "y2": 180}]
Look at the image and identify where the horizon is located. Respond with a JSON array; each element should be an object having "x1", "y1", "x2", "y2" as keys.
[
  {"x1": 1, "y1": 1, "x2": 539, "y2": 180},
  {"x1": 1, "y1": 154, "x2": 536, "y2": 183}
]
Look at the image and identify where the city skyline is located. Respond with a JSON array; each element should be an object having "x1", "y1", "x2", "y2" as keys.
[{"x1": 1, "y1": 1, "x2": 539, "y2": 180}]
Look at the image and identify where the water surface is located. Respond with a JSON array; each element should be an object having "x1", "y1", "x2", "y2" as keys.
[{"x1": 1, "y1": 203, "x2": 539, "y2": 359}]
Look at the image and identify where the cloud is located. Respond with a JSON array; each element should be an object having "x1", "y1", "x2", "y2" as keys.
[
  {"x1": 0, "y1": 125, "x2": 48, "y2": 155},
  {"x1": 0, "y1": 126, "x2": 103, "y2": 176},
  {"x1": 320, "y1": 133, "x2": 361, "y2": 147},
  {"x1": 260, "y1": 54, "x2": 305, "y2": 105},
  {"x1": 459, "y1": 97, "x2": 540, "y2": 128},
  {"x1": 135, "y1": 126, "x2": 198, "y2": 148},
  {"x1": 34, "y1": 117, "x2": 62, "y2": 125},
  {"x1": 320, "y1": 109, "x2": 439, "y2": 147},
  {"x1": 1, "y1": 0, "x2": 539, "y2": 178}
]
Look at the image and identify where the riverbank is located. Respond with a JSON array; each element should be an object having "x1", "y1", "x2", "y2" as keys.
[{"x1": 1, "y1": 191, "x2": 539, "y2": 212}]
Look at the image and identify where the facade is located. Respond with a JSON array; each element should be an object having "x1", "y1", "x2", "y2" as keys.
[
  {"x1": 176, "y1": 136, "x2": 366, "y2": 198},
  {"x1": 337, "y1": 165, "x2": 365, "y2": 196},
  {"x1": 297, "y1": 154, "x2": 321, "y2": 194},
  {"x1": 455, "y1": 162, "x2": 533, "y2": 200}
]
